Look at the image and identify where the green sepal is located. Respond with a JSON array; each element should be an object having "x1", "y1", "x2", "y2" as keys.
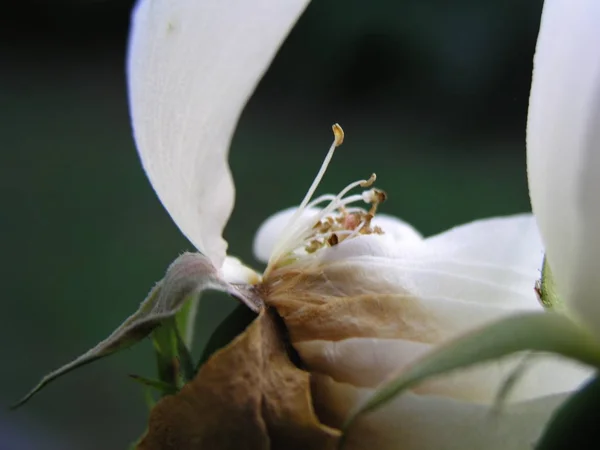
[
  {"x1": 12, "y1": 253, "x2": 228, "y2": 409},
  {"x1": 129, "y1": 374, "x2": 178, "y2": 396},
  {"x1": 537, "y1": 256, "x2": 565, "y2": 311}
]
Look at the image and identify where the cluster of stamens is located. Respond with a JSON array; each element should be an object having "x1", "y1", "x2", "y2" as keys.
[
  {"x1": 305, "y1": 186, "x2": 386, "y2": 254},
  {"x1": 264, "y1": 124, "x2": 387, "y2": 276}
]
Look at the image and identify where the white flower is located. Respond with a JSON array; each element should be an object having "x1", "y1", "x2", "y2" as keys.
[
  {"x1": 128, "y1": 0, "x2": 589, "y2": 448},
  {"x1": 527, "y1": 0, "x2": 600, "y2": 338}
]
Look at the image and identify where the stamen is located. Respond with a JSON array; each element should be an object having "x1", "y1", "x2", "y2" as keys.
[
  {"x1": 327, "y1": 233, "x2": 339, "y2": 246},
  {"x1": 270, "y1": 190, "x2": 370, "y2": 267},
  {"x1": 268, "y1": 124, "x2": 344, "y2": 265},
  {"x1": 306, "y1": 194, "x2": 337, "y2": 209},
  {"x1": 296, "y1": 124, "x2": 344, "y2": 215},
  {"x1": 336, "y1": 175, "x2": 375, "y2": 205},
  {"x1": 312, "y1": 188, "x2": 370, "y2": 226},
  {"x1": 322, "y1": 229, "x2": 355, "y2": 243},
  {"x1": 360, "y1": 173, "x2": 377, "y2": 188},
  {"x1": 332, "y1": 123, "x2": 344, "y2": 146},
  {"x1": 282, "y1": 193, "x2": 365, "y2": 250},
  {"x1": 348, "y1": 220, "x2": 368, "y2": 240},
  {"x1": 264, "y1": 124, "x2": 386, "y2": 277}
]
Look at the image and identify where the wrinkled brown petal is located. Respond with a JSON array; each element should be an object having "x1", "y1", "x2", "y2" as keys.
[
  {"x1": 269, "y1": 293, "x2": 442, "y2": 344},
  {"x1": 138, "y1": 308, "x2": 340, "y2": 450}
]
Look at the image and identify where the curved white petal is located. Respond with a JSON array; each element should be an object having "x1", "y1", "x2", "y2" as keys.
[
  {"x1": 220, "y1": 256, "x2": 262, "y2": 285},
  {"x1": 317, "y1": 214, "x2": 544, "y2": 309},
  {"x1": 312, "y1": 375, "x2": 570, "y2": 450},
  {"x1": 297, "y1": 338, "x2": 589, "y2": 403},
  {"x1": 265, "y1": 214, "x2": 589, "y2": 411},
  {"x1": 527, "y1": 1, "x2": 600, "y2": 335},
  {"x1": 128, "y1": 0, "x2": 309, "y2": 267},
  {"x1": 253, "y1": 207, "x2": 422, "y2": 264},
  {"x1": 371, "y1": 213, "x2": 423, "y2": 242}
]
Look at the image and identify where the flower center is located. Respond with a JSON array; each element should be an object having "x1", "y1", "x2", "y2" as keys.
[{"x1": 264, "y1": 124, "x2": 386, "y2": 276}]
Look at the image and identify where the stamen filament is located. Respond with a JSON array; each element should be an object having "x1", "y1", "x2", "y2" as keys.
[
  {"x1": 348, "y1": 220, "x2": 368, "y2": 240},
  {"x1": 306, "y1": 194, "x2": 337, "y2": 209},
  {"x1": 310, "y1": 181, "x2": 373, "y2": 227}
]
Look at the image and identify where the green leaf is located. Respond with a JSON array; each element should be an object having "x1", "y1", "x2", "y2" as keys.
[
  {"x1": 342, "y1": 311, "x2": 600, "y2": 436},
  {"x1": 536, "y1": 374, "x2": 600, "y2": 450},
  {"x1": 151, "y1": 320, "x2": 180, "y2": 390},
  {"x1": 149, "y1": 318, "x2": 196, "y2": 394},
  {"x1": 173, "y1": 320, "x2": 196, "y2": 382},
  {"x1": 150, "y1": 313, "x2": 197, "y2": 391},
  {"x1": 11, "y1": 281, "x2": 163, "y2": 410},
  {"x1": 176, "y1": 295, "x2": 200, "y2": 348},
  {"x1": 129, "y1": 374, "x2": 178, "y2": 396},
  {"x1": 11, "y1": 252, "x2": 258, "y2": 409}
]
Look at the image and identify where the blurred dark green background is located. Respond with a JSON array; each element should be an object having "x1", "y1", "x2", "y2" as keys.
[{"x1": 1, "y1": 0, "x2": 542, "y2": 448}]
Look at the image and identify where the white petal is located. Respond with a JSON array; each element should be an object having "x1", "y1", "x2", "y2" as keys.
[
  {"x1": 527, "y1": 0, "x2": 600, "y2": 336},
  {"x1": 253, "y1": 207, "x2": 422, "y2": 264},
  {"x1": 318, "y1": 214, "x2": 544, "y2": 309},
  {"x1": 272, "y1": 213, "x2": 589, "y2": 409},
  {"x1": 220, "y1": 256, "x2": 262, "y2": 285},
  {"x1": 128, "y1": 0, "x2": 309, "y2": 267},
  {"x1": 297, "y1": 338, "x2": 590, "y2": 403},
  {"x1": 424, "y1": 214, "x2": 543, "y2": 272},
  {"x1": 371, "y1": 213, "x2": 423, "y2": 242},
  {"x1": 312, "y1": 375, "x2": 570, "y2": 450}
]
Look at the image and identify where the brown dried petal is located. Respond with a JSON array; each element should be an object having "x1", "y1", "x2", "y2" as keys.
[
  {"x1": 268, "y1": 293, "x2": 443, "y2": 344},
  {"x1": 138, "y1": 308, "x2": 340, "y2": 450}
]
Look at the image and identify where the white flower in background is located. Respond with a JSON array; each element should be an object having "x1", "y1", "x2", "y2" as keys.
[
  {"x1": 528, "y1": 0, "x2": 600, "y2": 340},
  {"x1": 126, "y1": 0, "x2": 590, "y2": 448}
]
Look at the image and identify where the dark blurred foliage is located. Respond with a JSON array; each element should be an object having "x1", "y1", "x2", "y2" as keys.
[{"x1": 1, "y1": 0, "x2": 543, "y2": 448}]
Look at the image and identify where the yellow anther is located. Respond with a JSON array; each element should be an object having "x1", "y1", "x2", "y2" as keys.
[
  {"x1": 359, "y1": 173, "x2": 376, "y2": 188},
  {"x1": 332, "y1": 123, "x2": 344, "y2": 147}
]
